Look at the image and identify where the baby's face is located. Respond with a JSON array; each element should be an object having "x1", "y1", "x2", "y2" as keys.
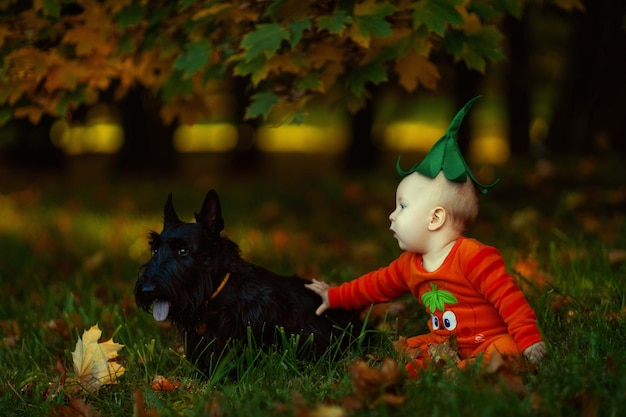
[{"x1": 388, "y1": 173, "x2": 437, "y2": 252}]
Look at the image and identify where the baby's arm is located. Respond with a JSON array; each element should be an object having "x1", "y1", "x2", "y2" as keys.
[{"x1": 305, "y1": 279, "x2": 331, "y2": 316}]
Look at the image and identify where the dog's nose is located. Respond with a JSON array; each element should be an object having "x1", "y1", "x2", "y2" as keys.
[{"x1": 140, "y1": 283, "x2": 156, "y2": 293}]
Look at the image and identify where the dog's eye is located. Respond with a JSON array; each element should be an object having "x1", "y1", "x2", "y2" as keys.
[{"x1": 178, "y1": 248, "x2": 189, "y2": 257}]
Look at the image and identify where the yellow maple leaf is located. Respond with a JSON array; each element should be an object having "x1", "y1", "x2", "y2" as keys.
[
  {"x1": 192, "y1": 3, "x2": 232, "y2": 20},
  {"x1": 71, "y1": 324, "x2": 125, "y2": 393},
  {"x1": 457, "y1": 6, "x2": 482, "y2": 35},
  {"x1": 347, "y1": 23, "x2": 370, "y2": 48},
  {"x1": 0, "y1": 26, "x2": 10, "y2": 48},
  {"x1": 254, "y1": 53, "x2": 304, "y2": 86},
  {"x1": 13, "y1": 105, "x2": 44, "y2": 124},
  {"x1": 44, "y1": 61, "x2": 90, "y2": 92},
  {"x1": 395, "y1": 51, "x2": 440, "y2": 92},
  {"x1": 308, "y1": 43, "x2": 345, "y2": 69},
  {"x1": 62, "y1": 27, "x2": 100, "y2": 56},
  {"x1": 555, "y1": 0, "x2": 585, "y2": 12}
]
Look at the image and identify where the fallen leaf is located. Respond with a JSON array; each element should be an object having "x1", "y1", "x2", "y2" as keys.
[
  {"x1": 608, "y1": 249, "x2": 626, "y2": 265},
  {"x1": 49, "y1": 397, "x2": 101, "y2": 417},
  {"x1": 308, "y1": 404, "x2": 346, "y2": 417},
  {"x1": 44, "y1": 355, "x2": 67, "y2": 401},
  {"x1": 427, "y1": 338, "x2": 461, "y2": 368},
  {"x1": 348, "y1": 358, "x2": 405, "y2": 408},
  {"x1": 134, "y1": 389, "x2": 161, "y2": 417},
  {"x1": 0, "y1": 319, "x2": 19, "y2": 347},
  {"x1": 150, "y1": 375, "x2": 181, "y2": 392},
  {"x1": 391, "y1": 336, "x2": 422, "y2": 360},
  {"x1": 481, "y1": 352, "x2": 527, "y2": 397},
  {"x1": 513, "y1": 258, "x2": 551, "y2": 292},
  {"x1": 551, "y1": 294, "x2": 573, "y2": 312},
  {"x1": 70, "y1": 324, "x2": 125, "y2": 393}
]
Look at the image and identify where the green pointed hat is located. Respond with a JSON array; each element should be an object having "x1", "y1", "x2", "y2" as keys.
[{"x1": 396, "y1": 96, "x2": 499, "y2": 194}]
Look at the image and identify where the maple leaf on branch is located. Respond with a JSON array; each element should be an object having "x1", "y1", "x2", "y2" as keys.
[
  {"x1": 69, "y1": 324, "x2": 125, "y2": 393},
  {"x1": 413, "y1": 0, "x2": 464, "y2": 36},
  {"x1": 0, "y1": 0, "x2": 582, "y2": 125},
  {"x1": 395, "y1": 50, "x2": 441, "y2": 92}
]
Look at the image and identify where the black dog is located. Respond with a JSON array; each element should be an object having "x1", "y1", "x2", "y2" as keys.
[{"x1": 135, "y1": 190, "x2": 365, "y2": 374}]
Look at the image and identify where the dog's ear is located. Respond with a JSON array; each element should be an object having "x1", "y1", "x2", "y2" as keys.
[
  {"x1": 164, "y1": 193, "x2": 181, "y2": 226},
  {"x1": 196, "y1": 189, "x2": 224, "y2": 234}
]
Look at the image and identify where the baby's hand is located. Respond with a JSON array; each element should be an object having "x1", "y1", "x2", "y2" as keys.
[
  {"x1": 523, "y1": 341, "x2": 546, "y2": 364},
  {"x1": 305, "y1": 278, "x2": 330, "y2": 316}
]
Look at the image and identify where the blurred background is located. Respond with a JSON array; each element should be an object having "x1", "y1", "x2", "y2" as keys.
[
  {"x1": 0, "y1": 0, "x2": 625, "y2": 286},
  {"x1": 2, "y1": 1, "x2": 625, "y2": 173}
]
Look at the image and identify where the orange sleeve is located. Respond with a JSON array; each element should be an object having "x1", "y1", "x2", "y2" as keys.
[
  {"x1": 464, "y1": 245, "x2": 543, "y2": 351},
  {"x1": 327, "y1": 252, "x2": 414, "y2": 310}
]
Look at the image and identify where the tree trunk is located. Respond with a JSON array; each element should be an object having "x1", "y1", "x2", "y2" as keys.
[
  {"x1": 504, "y1": 14, "x2": 531, "y2": 158},
  {"x1": 115, "y1": 86, "x2": 178, "y2": 174},
  {"x1": 1, "y1": 115, "x2": 66, "y2": 171},
  {"x1": 343, "y1": 100, "x2": 380, "y2": 171},
  {"x1": 546, "y1": 0, "x2": 626, "y2": 156},
  {"x1": 453, "y1": 64, "x2": 482, "y2": 156},
  {"x1": 227, "y1": 76, "x2": 262, "y2": 175}
]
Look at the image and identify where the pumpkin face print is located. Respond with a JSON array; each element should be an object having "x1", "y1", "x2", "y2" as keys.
[
  {"x1": 421, "y1": 283, "x2": 481, "y2": 340},
  {"x1": 430, "y1": 310, "x2": 458, "y2": 332},
  {"x1": 422, "y1": 283, "x2": 459, "y2": 334}
]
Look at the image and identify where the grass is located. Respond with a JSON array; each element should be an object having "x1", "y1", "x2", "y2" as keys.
[{"x1": 1, "y1": 153, "x2": 625, "y2": 416}]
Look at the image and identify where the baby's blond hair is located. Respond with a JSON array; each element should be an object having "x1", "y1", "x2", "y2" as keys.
[{"x1": 430, "y1": 172, "x2": 479, "y2": 232}]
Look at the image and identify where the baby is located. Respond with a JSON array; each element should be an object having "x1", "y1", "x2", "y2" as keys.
[{"x1": 306, "y1": 97, "x2": 546, "y2": 375}]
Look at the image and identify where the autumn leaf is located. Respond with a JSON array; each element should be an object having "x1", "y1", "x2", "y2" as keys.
[
  {"x1": 61, "y1": 27, "x2": 101, "y2": 56},
  {"x1": 44, "y1": 355, "x2": 68, "y2": 402},
  {"x1": 115, "y1": 3, "x2": 146, "y2": 29},
  {"x1": 554, "y1": 0, "x2": 585, "y2": 12},
  {"x1": 49, "y1": 397, "x2": 101, "y2": 417},
  {"x1": 513, "y1": 258, "x2": 551, "y2": 292},
  {"x1": 134, "y1": 389, "x2": 161, "y2": 417},
  {"x1": 608, "y1": 249, "x2": 626, "y2": 265},
  {"x1": 348, "y1": 358, "x2": 405, "y2": 409},
  {"x1": 13, "y1": 105, "x2": 44, "y2": 124},
  {"x1": 0, "y1": 0, "x2": 580, "y2": 125},
  {"x1": 349, "y1": 0, "x2": 396, "y2": 48},
  {"x1": 392, "y1": 336, "x2": 422, "y2": 360},
  {"x1": 288, "y1": 18, "x2": 312, "y2": 48},
  {"x1": 0, "y1": 319, "x2": 20, "y2": 347},
  {"x1": 246, "y1": 90, "x2": 279, "y2": 120},
  {"x1": 240, "y1": 23, "x2": 290, "y2": 62},
  {"x1": 0, "y1": 25, "x2": 10, "y2": 47},
  {"x1": 192, "y1": 3, "x2": 231, "y2": 20},
  {"x1": 256, "y1": 53, "x2": 306, "y2": 85},
  {"x1": 44, "y1": 60, "x2": 90, "y2": 93},
  {"x1": 345, "y1": 60, "x2": 387, "y2": 96},
  {"x1": 150, "y1": 375, "x2": 181, "y2": 392},
  {"x1": 395, "y1": 50, "x2": 441, "y2": 92},
  {"x1": 429, "y1": 342, "x2": 461, "y2": 368},
  {"x1": 70, "y1": 324, "x2": 125, "y2": 393},
  {"x1": 413, "y1": 0, "x2": 464, "y2": 36},
  {"x1": 174, "y1": 39, "x2": 212, "y2": 78},
  {"x1": 317, "y1": 10, "x2": 352, "y2": 35},
  {"x1": 34, "y1": 0, "x2": 60, "y2": 17},
  {"x1": 481, "y1": 351, "x2": 527, "y2": 397},
  {"x1": 308, "y1": 404, "x2": 347, "y2": 417}
]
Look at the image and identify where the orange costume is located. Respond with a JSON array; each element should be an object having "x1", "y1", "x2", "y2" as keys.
[{"x1": 327, "y1": 236, "x2": 543, "y2": 373}]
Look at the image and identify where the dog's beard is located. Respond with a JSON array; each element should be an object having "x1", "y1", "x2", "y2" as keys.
[{"x1": 136, "y1": 262, "x2": 207, "y2": 322}]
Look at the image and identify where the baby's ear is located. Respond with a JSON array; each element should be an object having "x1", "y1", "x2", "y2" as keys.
[{"x1": 428, "y1": 207, "x2": 447, "y2": 231}]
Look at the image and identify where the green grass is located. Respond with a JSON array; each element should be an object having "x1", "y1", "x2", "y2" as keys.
[{"x1": 1, "y1": 154, "x2": 625, "y2": 416}]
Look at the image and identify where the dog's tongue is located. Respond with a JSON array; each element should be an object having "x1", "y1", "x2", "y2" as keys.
[{"x1": 152, "y1": 300, "x2": 170, "y2": 321}]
